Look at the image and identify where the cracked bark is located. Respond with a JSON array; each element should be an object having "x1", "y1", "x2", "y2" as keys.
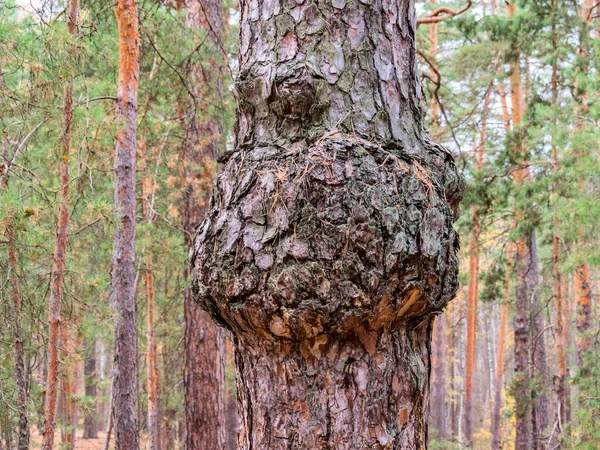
[{"x1": 191, "y1": 0, "x2": 463, "y2": 447}]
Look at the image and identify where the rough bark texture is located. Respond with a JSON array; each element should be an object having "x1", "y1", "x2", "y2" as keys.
[
  {"x1": 190, "y1": 0, "x2": 463, "y2": 447},
  {"x1": 111, "y1": 0, "x2": 140, "y2": 448},
  {"x1": 182, "y1": 0, "x2": 227, "y2": 448},
  {"x1": 41, "y1": 1, "x2": 77, "y2": 448},
  {"x1": 6, "y1": 226, "x2": 29, "y2": 450},
  {"x1": 83, "y1": 338, "x2": 99, "y2": 439}
]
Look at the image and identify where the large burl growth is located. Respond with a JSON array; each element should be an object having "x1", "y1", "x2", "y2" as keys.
[{"x1": 190, "y1": 0, "x2": 463, "y2": 448}]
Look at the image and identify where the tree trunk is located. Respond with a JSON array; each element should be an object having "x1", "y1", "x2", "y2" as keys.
[
  {"x1": 573, "y1": 0, "x2": 594, "y2": 369},
  {"x1": 190, "y1": 0, "x2": 464, "y2": 447},
  {"x1": 6, "y1": 225, "x2": 30, "y2": 450},
  {"x1": 431, "y1": 317, "x2": 446, "y2": 439},
  {"x1": 182, "y1": 0, "x2": 227, "y2": 448},
  {"x1": 491, "y1": 252, "x2": 511, "y2": 450},
  {"x1": 575, "y1": 264, "x2": 592, "y2": 363},
  {"x1": 527, "y1": 233, "x2": 548, "y2": 448},
  {"x1": 464, "y1": 82, "x2": 490, "y2": 447},
  {"x1": 550, "y1": 19, "x2": 568, "y2": 436},
  {"x1": 83, "y1": 338, "x2": 99, "y2": 439},
  {"x1": 62, "y1": 327, "x2": 77, "y2": 448},
  {"x1": 514, "y1": 240, "x2": 532, "y2": 450},
  {"x1": 41, "y1": 1, "x2": 77, "y2": 447},
  {"x1": 140, "y1": 141, "x2": 161, "y2": 450},
  {"x1": 111, "y1": 0, "x2": 140, "y2": 448}
]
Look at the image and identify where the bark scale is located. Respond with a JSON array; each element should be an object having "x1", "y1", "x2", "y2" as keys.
[
  {"x1": 190, "y1": 0, "x2": 463, "y2": 447},
  {"x1": 111, "y1": 0, "x2": 140, "y2": 448},
  {"x1": 41, "y1": 1, "x2": 77, "y2": 447},
  {"x1": 182, "y1": 0, "x2": 227, "y2": 448}
]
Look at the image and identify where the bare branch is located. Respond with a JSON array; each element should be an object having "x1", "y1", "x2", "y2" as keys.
[{"x1": 417, "y1": 0, "x2": 473, "y2": 26}]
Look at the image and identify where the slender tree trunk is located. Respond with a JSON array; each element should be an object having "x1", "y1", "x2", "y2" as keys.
[
  {"x1": 528, "y1": 232, "x2": 548, "y2": 448},
  {"x1": 41, "y1": 1, "x2": 77, "y2": 447},
  {"x1": 111, "y1": 0, "x2": 140, "y2": 448},
  {"x1": 550, "y1": 14, "x2": 568, "y2": 436},
  {"x1": 464, "y1": 81, "x2": 491, "y2": 447},
  {"x1": 514, "y1": 239, "x2": 532, "y2": 450},
  {"x1": 575, "y1": 265, "x2": 592, "y2": 363},
  {"x1": 190, "y1": 0, "x2": 463, "y2": 447},
  {"x1": 103, "y1": 390, "x2": 114, "y2": 450},
  {"x1": 6, "y1": 225, "x2": 30, "y2": 450},
  {"x1": 140, "y1": 141, "x2": 161, "y2": 450},
  {"x1": 491, "y1": 250, "x2": 511, "y2": 450},
  {"x1": 182, "y1": 0, "x2": 227, "y2": 448},
  {"x1": 83, "y1": 338, "x2": 99, "y2": 439},
  {"x1": 431, "y1": 316, "x2": 446, "y2": 439},
  {"x1": 62, "y1": 327, "x2": 76, "y2": 448},
  {"x1": 573, "y1": 0, "x2": 594, "y2": 369},
  {"x1": 448, "y1": 299, "x2": 459, "y2": 439}
]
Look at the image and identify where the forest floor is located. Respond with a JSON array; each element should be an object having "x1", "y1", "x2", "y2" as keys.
[{"x1": 29, "y1": 430, "x2": 152, "y2": 449}]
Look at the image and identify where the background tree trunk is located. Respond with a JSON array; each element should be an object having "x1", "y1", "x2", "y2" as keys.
[
  {"x1": 41, "y1": 0, "x2": 77, "y2": 447},
  {"x1": 491, "y1": 253, "x2": 511, "y2": 450},
  {"x1": 190, "y1": 0, "x2": 463, "y2": 447},
  {"x1": 141, "y1": 141, "x2": 161, "y2": 450},
  {"x1": 83, "y1": 338, "x2": 99, "y2": 439},
  {"x1": 111, "y1": 0, "x2": 140, "y2": 448},
  {"x1": 182, "y1": 0, "x2": 227, "y2": 448},
  {"x1": 6, "y1": 225, "x2": 29, "y2": 450}
]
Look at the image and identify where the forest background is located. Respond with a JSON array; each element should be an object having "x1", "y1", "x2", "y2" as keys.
[{"x1": 0, "y1": 0, "x2": 599, "y2": 448}]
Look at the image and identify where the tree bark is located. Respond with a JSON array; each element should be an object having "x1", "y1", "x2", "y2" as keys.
[
  {"x1": 464, "y1": 82, "x2": 490, "y2": 447},
  {"x1": 490, "y1": 251, "x2": 511, "y2": 450},
  {"x1": 190, "y1": 0, "x2": 464, "y2": 447},
  {"x1": 61, "y1": 327, "x2": 77, "y2": 448},
  {"x1": 41, "y1": 1, "x2": 77, "y2": 448},
  {"x1": 550, "y1": 19, "x2": 568, "y2": 436},
  {"x1": 6, "y1": 225, "x2": 29, "y2": 450},
  {"x1": 430, "y1": 316, "x2": 446, "y2": 439},
  {"x1": 182, "y1": 0, "x2": 227, "y2": 449},
  {"x1": 83, "y1": 338, "x2": 99, "y2": 439},
  {"x1": 140, "y1": 141, "x2": 161, "y2": 450},
  {"x1": 575, "y1": 264, "x2": 592, "y2": 363},
  {"x1": 111, "y1": 0, "x2": 140, "y2": 448}
]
